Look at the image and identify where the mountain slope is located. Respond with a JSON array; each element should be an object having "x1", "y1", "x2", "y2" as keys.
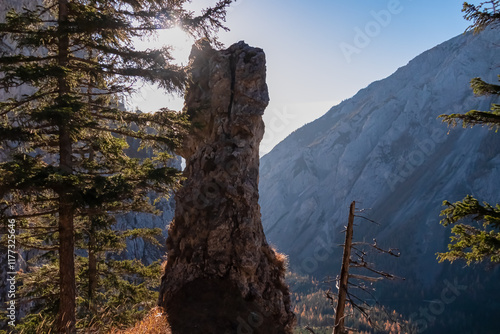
[{"x1": 259, "y1": 27, "x2": 500, "y2": 333}]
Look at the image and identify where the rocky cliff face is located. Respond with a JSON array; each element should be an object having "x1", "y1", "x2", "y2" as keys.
[
  {"x1": 158, "y1": 40, "x2": 295, "y2": 334},
  {"x1": 259, "y1": 27, "x2": 500, "y2": 333},
  {"x1": 114, "y1": 138, "x2": 180, "y2": 264}
]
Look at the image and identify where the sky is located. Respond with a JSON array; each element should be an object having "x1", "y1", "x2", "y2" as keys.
[{"x1": 130, "y1": 0, "x2": 471, "y2": 155}]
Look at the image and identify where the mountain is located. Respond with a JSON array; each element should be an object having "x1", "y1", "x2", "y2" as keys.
[{"x1": 259, "y1": 27, "x2": 500, "y2": 333}]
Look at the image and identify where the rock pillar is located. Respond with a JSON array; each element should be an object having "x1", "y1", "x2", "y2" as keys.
[{"x1": 158, "y1": 40, "x2": 295, "y2": 333}]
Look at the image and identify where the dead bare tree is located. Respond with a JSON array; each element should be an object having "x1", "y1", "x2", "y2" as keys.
[{"x1": 330, "y1": 201, "x2": 403, "y2": 334}]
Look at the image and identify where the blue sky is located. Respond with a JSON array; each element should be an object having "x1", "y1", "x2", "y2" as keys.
[{"x1": 131, "y1": 0, "x2": 471, "y2": 154}]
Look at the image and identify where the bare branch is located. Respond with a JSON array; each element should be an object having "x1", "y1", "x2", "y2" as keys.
[
  {"x1": 351, "y1": 239, "x2": 401, "y2": 257},
  {"x1": 354, "y1": 214, "x2": 380, "y2": 225},
  {"x1": 304, "y1": 325, "x2": 316, "y2": 334},
  {"x1": 348, "y1": 273, "x2": 383, "y2": 283}
]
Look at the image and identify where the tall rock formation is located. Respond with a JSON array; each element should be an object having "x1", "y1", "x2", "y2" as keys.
[{"x1": 158, "y1": 40, "x2": 295, "y2": 334}]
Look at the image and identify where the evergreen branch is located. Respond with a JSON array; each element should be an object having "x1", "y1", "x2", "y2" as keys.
[
  {"x1": 439, "y1": 106, "x2": 500, "y2": 130},
  {"x1": 102, "y1": 66, "x2": 185, "y2": 91},
  {"x1": 83, "y1": 88, "x2": 133, "y2": 96},
  {"x1": 438, "y1": 195, "x2": 500, "y2": 264},
  {"x1": 13, "y1": 293, "x2": 59, "y2": 306},
  {"x1": 0, "y1": 55, "x2": 57, "y2": 65},
  {"x1": 114, "y1": 7, "x2": 177, "y2": 21},
  {"x1": 16, "y1": 225, "x2": 58, "y2": 231},
  {"x1": 10, "y1": 209, "x2": 59, "y2": 219},
  {"x1": 64, "y1": 55, "x2": 185, "y2": 92},
  {"x1": 463, "y1": 1, "x2": 500, "y2": 33},
  {"x1": 16, "y1": 230, "x2": 58, "y2": 240},
  {"x1": 17, "y1": 243, "x2": 59, "y2": 252},
  {"x1": 0, "y1": 63, "x2": 70, "y2": 87},
  {"x1": 470, "y1": 76, "x2": 500, "y2": 96},
  {"x1": 72, "y1": 44, "x2": 175, "y2": 67},
  {"x1": 180, "y1": 0, "x2": 232, "y2": 37},
  {"x1": 89, "y1": 125, "x2": 181, "y2": 148},
  {"x1": 0, "y1": 90, "x2": 58, "y2": 116},
  {"x1": 440, "y1": 195, "x2": 500, "y2": 227},
  {"x1": 89, "y1": 108, "x2": 188, "y2": 131}
]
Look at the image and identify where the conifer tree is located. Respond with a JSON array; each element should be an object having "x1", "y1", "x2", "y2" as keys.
[
  {"x1": 0, "y1": 0, "x2": 232, "y2": 332},
  {"x1": 440, "y1": 1, "x2": 500, "y2": 129},
  {"x1": 438, "y1": 1, "x2": 500, "y2": 265}
]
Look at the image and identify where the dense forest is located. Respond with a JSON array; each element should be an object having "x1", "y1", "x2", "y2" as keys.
[{"x1": 287, "y1": 272, "x2": 413, "y2": 334}]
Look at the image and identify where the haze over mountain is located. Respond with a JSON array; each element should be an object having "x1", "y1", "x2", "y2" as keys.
[{"x1": 259, "y1": 26, "x2": 500, "y2": 333}]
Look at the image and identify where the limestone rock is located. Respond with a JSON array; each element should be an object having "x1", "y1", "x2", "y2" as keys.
[{"x1": 158, "y1": 40, "x2": 295, "y2": 333}]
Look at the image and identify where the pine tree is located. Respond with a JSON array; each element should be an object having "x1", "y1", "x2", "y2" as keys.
[
  {"x1": 437, "y1": 1, "x2": 500, "y2": 265},
  {"x1": 0, "y1": 0, "x2": 232, "y2": 332},
  {"x1": 440, "y1": 1, "x2": 500, "y2": 129},
  {"x1": 438, "y1": 195, "x2": 500, "y2": 264}
]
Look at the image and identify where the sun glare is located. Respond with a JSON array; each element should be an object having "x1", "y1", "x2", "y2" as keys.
[
  {"x1": 129, "y1": 1, "x2": 222, "y2": 113},
  {"x1": 129, "y1": 26, "x2": 195, "y2": 113},
  {"x1": 158, "y1": 26, "x2": 195, "y2": 65},
  {"x1": 134, "y1": 26, "x2": 194, "y2": 65}
]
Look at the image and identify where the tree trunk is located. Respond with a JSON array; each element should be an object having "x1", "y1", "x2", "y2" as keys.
[
  {"x1": 87, "y1": 147, "x2": 97, "y2": 315},
  {"x1": 58, "y1": 194, "x2": 76, "y2": 334},
  {"x1": 57, "y1": 0, "x2": 76, "y2": 332},
  {"x1": 333, "y1": 201, "x2": 355, "y2": 334},
  {"x1": 158, "y1": 40, "x2": 295, "y2": 334},
  {"x1": 88, "y1": 224, "x2": 97, "y2": 315}
]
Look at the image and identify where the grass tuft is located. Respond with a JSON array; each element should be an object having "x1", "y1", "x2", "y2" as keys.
[{"x1": 108, "y1": 307, "x2": 171, "y2": 334}]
